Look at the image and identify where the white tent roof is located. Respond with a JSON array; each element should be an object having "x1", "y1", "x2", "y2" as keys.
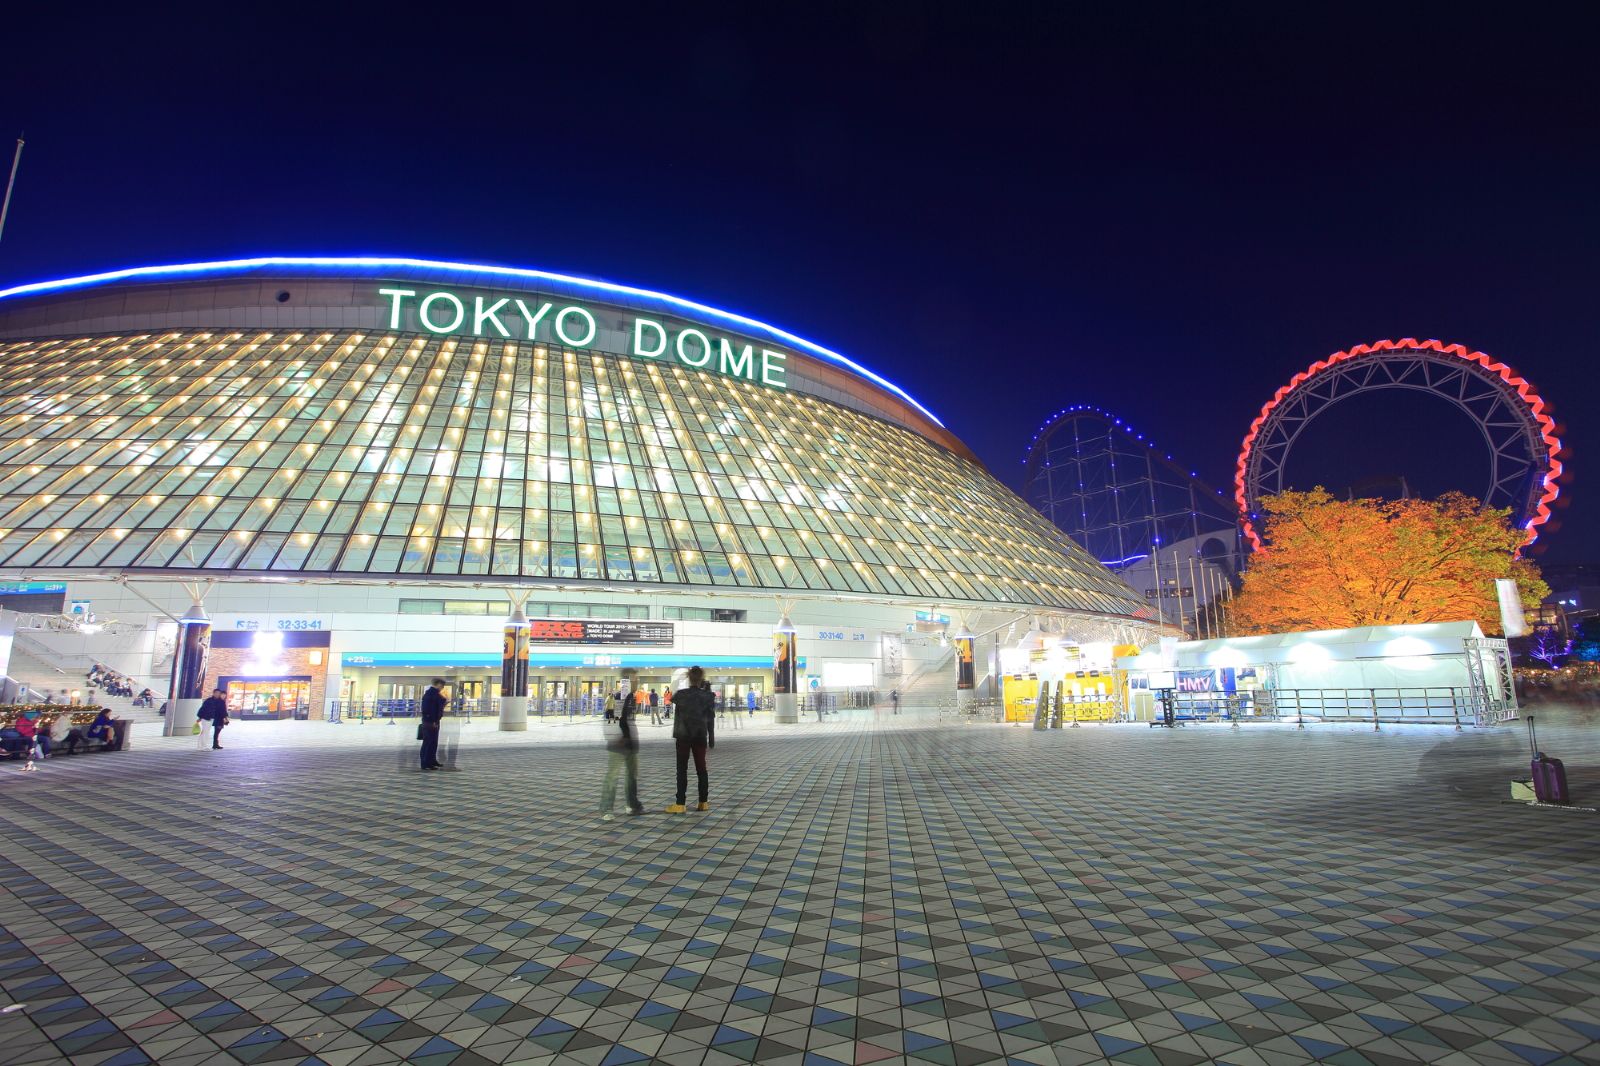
[{"x1": 1117, "y1": 621, "x2": 1486, "y2": 670}]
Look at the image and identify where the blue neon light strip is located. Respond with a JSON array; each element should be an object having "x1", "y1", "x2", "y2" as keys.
[
  {"x1": 1098, "y1": 553, "x2": 1150, "y2": 567},
  {"x1": 0, "y1": 256, "x2": 945, "y2": 427},
  {"x1": 341, "y1": 652, "x2": 796, "y2": 670}
]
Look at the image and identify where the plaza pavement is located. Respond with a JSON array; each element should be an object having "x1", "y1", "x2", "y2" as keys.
[{"x1": 1, "y1": 707, "x2": 1597, "y2": 1066}]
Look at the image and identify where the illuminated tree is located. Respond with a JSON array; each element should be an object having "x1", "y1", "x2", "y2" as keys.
[
  {"x1": 1229, "y1": 488, "x2": 1547, "y2": 635},
  {"x1": 1524, "y1": 627, "x2": 1573, "y2": 669}
]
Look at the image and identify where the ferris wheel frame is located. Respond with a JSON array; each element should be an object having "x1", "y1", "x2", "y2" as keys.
[{"x1": 1235, "y1": 338, "x2": 1563, "y2": 554}]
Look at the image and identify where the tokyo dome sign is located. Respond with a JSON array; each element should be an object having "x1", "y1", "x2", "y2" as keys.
[{"x1": 379, "y1": 287, "x2": 788, "y2": 389}]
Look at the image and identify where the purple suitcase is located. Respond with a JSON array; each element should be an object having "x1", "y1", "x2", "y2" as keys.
[{"x1": 1526, "y1": 715, "x2": 1571, "y2": 806}]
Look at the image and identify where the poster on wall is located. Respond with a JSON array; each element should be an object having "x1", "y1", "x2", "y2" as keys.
[
  {"x1": 500, "y1": 623, "x2": 530, "y2": 697},
  {"x1": 954, "y1": 635, "x2": 976, "y2": 690},
  {"x1": 880, "y1": 633, "x2": 903, "y2": 677},
  {"x1": 773, "y1": 630, "x2": 797, "y2": 694}
]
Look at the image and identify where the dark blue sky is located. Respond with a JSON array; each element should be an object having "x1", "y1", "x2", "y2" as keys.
[{"x1": 1, "y1": 6, "x2": 1593, "y2": 560}]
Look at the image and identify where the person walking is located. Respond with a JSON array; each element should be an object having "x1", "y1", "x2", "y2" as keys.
[
  {"x1": 600, "y1": 686, "x2": 645, "y2": 820},
  {"x1": 745, "y1": 688, "x2": 757, "y2": 720},
  {"x1": 648, "y1": 687, "x2": 661, "y2": 726},
  {"x1": 665, "y1": 666, "x2": 714, "y2": 813},
  {"x1": 891, "y1": 689, "x2": 900, "y2": 715},
  {"x1": 198, "y1": 688, "x2": 229, "y2": 749},
  {"x1": 419, "y1": 678, "x2": 447, "y2": 770},
  {"x1": 729, "y1": 689, "x2": 744, "y2": 729}
]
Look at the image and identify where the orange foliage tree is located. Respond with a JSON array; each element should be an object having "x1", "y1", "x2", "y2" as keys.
[{"x1": 1229, "y1": 488, "x2": 1546, "y2": 635}]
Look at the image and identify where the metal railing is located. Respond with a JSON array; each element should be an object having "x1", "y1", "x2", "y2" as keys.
[{"x1": 1267, "y1": 687, "x2": 1487, "y2": 727}]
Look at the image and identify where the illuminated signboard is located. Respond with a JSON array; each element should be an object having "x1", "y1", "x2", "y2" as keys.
[
  {"x1": 525, "y1": 619, "x2": 675, "y2": 646},
  {"x1": 378, "y1": 288, "x2": 788, "y2": 389}
]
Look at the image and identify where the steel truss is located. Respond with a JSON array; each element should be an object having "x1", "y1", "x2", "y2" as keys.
[
  {"x1": 1239, "y1": 341, "x2": 1561, "y2": 552},
  {"x1": 1024, "y1": 406, "x2": 1241, "y2": 570}
]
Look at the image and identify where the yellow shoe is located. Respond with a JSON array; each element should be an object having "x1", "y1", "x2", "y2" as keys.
[
  {"x1": 695, "y1": 802, "x2": 710, "y2": 812},
  {"x1": 664, "y1": 803, "x2": 686, "y2": 813}
]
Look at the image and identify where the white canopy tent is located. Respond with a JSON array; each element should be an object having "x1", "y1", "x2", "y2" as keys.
[{"x1": 1117, "y1": 621, "x2": 1516, "y2": 725}]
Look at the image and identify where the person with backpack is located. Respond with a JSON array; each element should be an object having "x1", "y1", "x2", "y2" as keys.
[{"x1": 664, "y1": 666, "x2": 714, "y2": 813}]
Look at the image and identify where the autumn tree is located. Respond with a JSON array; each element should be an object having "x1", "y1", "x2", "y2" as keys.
[{"x1": 1229, "y1": 488, "x2": 1546, "y2": 635}]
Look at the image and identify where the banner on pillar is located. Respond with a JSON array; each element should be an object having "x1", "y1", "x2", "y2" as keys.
[
  {"x1": 172, "y1": 621, "x2": 212, "y2": 700},
  {"x1": 500, "y1": 624, "x2": 530, "y2": 697},
  {"x1": 954, "y1": 636, "x2": 975, "y2": 690},
  {"x1": 772, "y1": 631, "x2": 797, "y2": 694}
]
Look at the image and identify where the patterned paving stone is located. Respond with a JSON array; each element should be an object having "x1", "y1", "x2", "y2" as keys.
[{"x1": 2, "y1": 711, "x2": 1598, "y2": 1064}]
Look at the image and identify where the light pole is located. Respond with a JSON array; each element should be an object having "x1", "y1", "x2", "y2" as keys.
[{"x1": 0, "y1": 136, "x2": 24, "y2": 247}]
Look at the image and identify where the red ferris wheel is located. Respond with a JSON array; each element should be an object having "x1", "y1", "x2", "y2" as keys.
[{"x1": 1236, "y1": 339, "x2": 1564, "y2": 555}]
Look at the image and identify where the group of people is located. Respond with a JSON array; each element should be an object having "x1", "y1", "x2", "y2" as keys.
[
  {"x1": 599, "y1": 666, "x2": 717, "y2": 819},
  {"x1": 3, "y1": 707, "x2": 119, "y2": 761},
  {"x1": 619, "y1": 685, "x2": 760, "y2": 729},
  {"x1": 86, "y1": 664, "x2": 154, "y2": 706}
]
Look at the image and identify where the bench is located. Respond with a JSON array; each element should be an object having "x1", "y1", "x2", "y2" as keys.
[{"x1": 0, "y1": 707, "x2": 127, "y2": 758}]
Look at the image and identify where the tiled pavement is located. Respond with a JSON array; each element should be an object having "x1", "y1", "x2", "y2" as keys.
[{"x1": 2, "y1": 709, "x2": 1598, "y2": 1066}]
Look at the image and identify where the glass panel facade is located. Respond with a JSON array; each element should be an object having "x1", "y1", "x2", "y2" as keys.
[{"x1": 0, "y1": 329, "x2": 1144, "y2": 615}]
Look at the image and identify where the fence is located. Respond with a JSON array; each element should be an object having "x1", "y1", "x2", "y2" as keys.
[{"x1": 1261, "y1": 687, "x2": 1485, "y2": 727}]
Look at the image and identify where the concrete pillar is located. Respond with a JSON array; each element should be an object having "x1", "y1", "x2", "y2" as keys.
[
  {"x1": 499, "y1": 608, "x2": 530, "y2": 731},
  {"x1": 773, "y1": 616, "x2": 799, "y2": 724},
  {"x1": 164, "y1": 603, "x2": 210, "y2": 736}
]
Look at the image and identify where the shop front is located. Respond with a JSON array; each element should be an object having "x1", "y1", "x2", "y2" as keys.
[
  {"x1": 205, "y1": 630, "x2": 332, "y2": 720},
  {"x1": 336, "y1": 651, "x2": 783, "y2": 718}
]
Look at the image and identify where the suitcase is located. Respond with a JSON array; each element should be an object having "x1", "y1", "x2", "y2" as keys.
[{"x1": 1526, "y1": 715, "x2": 1571, "y2": 806}]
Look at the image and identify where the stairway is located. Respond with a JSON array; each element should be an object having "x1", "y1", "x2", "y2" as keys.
[{"x1": 5, "y1": 640, "x2": 165, "y2": 724}]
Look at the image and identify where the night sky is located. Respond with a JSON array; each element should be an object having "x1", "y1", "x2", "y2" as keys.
[{"x1": 1, "y1": 7, "x2": 1593, "y2": 561}]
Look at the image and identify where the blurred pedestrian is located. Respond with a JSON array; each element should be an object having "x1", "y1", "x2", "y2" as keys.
[{"x1": 600, "y1": 685, "x2": 644, "y2": 820}]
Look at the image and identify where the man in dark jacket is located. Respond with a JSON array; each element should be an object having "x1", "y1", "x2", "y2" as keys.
[
  {"x1": 419, "y1": 678, "x2": 447, "y2": 770},
  {"x1": 665, "y1": 666, "x2": 715, "y2": 813},
  {"x1": 197, "y1": 688, "x2": 229, "y2": 749},
  {"x1": 599, "y1": 685, "x2": 644, "y2": 819}
]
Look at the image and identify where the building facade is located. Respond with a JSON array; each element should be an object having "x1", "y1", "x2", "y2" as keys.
[{"x1": 0, "y1": 258, "x2": 1156, "y2": 719}]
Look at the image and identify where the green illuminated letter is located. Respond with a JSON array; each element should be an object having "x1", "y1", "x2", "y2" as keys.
[
  {"x1": 718, "y1": 338, "x2": 755, "y2": 380},
  {"x1": 419, "y1": 291, "x2": 466, "y2": 333},
  {"x1": 555, "y1": 306, "x2": 597, "y2": 347},
  {"x1": 379, "y1": 288, "x2": 416, "y2": 329},
  {"x1": 514, "y1": 299, "x2": 552, "y2": 340},
  {"x1": 633, "y1": 318, "x2": 667, "y2": 358},
  {"x1": 473, "y1": 296, "x2": 511, "y2": 338},
  {"x1": 761, "y1": 349, "x2": 788, "y2": 388}
]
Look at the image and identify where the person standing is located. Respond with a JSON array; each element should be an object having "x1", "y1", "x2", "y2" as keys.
[
  {"x1": 648, "y1": 687, "x2": 661, "y2": 726},
  {"x1": 600, "y1": 686, "x2": 644, "y2": 820},
  {"x1": 665, "y1": 666, "x2": 714, "y2": 813},
  {"x1": 198, "y1": 688, "x2": 229, "y2": 749},
  {"x1": 419, "y1": 678, "x2": 447, "y2": 770},
  {"x1": 891, "y1": 689, "x2": 900, "y2": 715}
]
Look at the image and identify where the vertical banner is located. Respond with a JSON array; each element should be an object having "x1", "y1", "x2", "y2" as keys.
[
  {"x1": 500, "y1": 623, "x2": 530, "y2": 697},
  {"x1": 954, "y1": 635, "x2": 975, "y2": 690},
  {"x1": 772, "y1": 630, "x2": 797, "y2": 694},
  {"x1": 1496, "y1": 578, "x2": 1529, "y2": 638},
  {"x1": 172, "y1": 619, "x2": 211, "y2": 700}
]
